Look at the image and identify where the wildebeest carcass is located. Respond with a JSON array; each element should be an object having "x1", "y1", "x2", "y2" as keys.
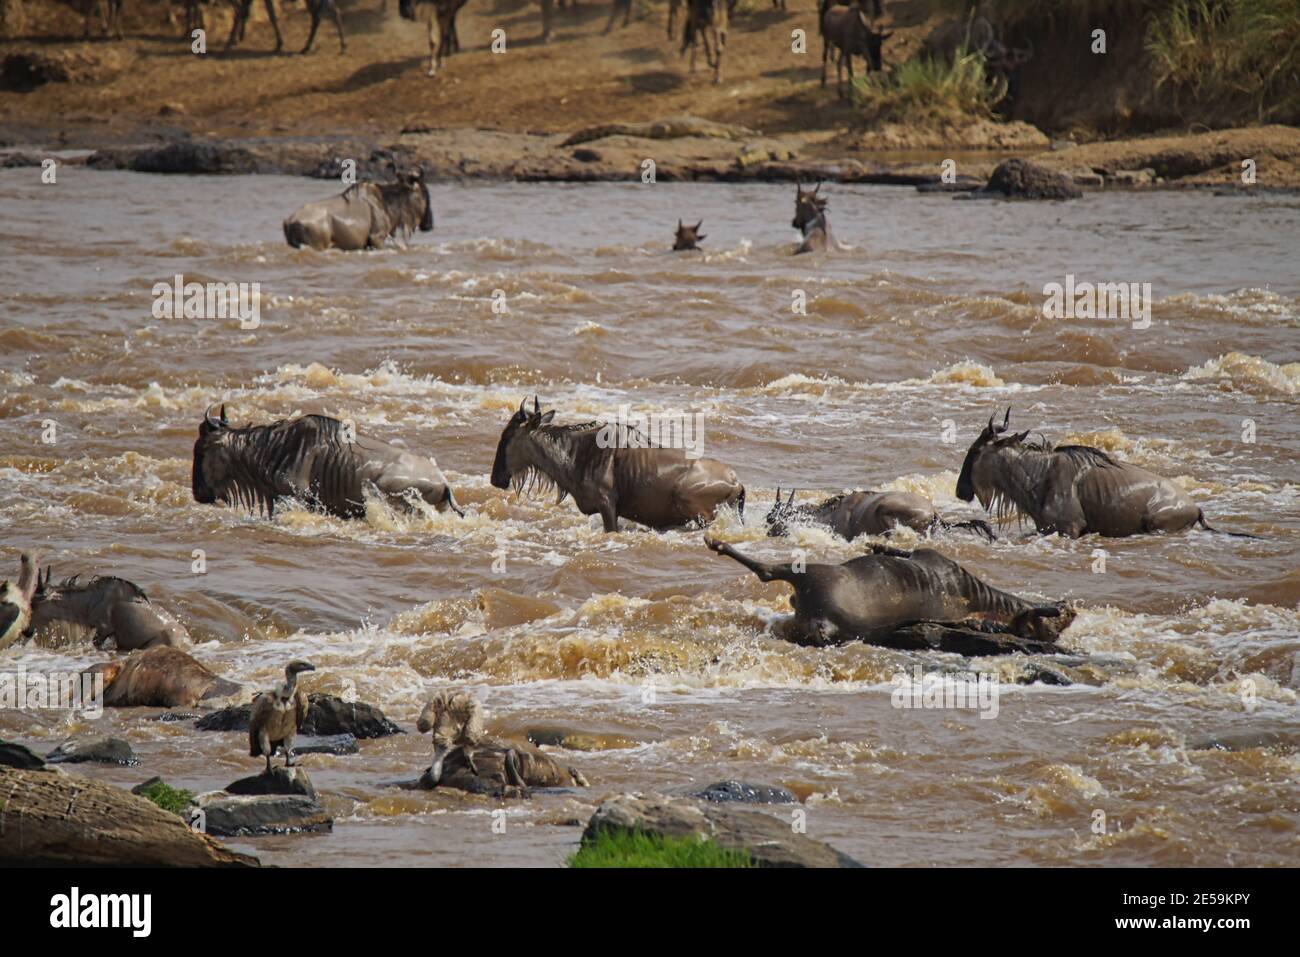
[
  {"x1": 283, "y1": 166, "x2": 433, "y2": 250},
  {"x1": 25, "y1": 566, "x2": 192, "y2": 650},
  {"x1": 792, "y1": 181, "x2": 835, "y2": 254},
  {"x1": 490, "y1": 397, "x2": 744, "y2": 532},
  {"x1": 821, "y1": 0, "x2": 891, "y2": 99},
  {"x1": 191, "y1": 404, "x2": 463, "y2": 519},
  {"x1": 673, "y1": 218, "x2": 705, "y2": 250},
  {"x1": 400, "y1": 0, "x2": 467, "y2": 76},
  {"x1": 706, "y1": 537, "x2": 1074, "y2": 654},
  {"x1": 0, "y1": 553, "x2": 38, "y2": 651},
  {"x1": 956, "y1": 409, "x2": 1253, "y2": 538},
  {"x1": 83, "y1": 646, "x2": 244, "y2": 708},
  {"x1": 680, "y1": 0, "x2": 727, "y2": 85},
  {"x1": 766, "y1": 488, "x2": 995, "y2": 541}
]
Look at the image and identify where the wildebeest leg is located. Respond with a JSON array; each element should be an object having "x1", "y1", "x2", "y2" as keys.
[
  {"x1": 704, "y1": 537, "x2": 797, "y2": 583},
  {"x1": 504, "y1": 748, "x2": 526, "y2": 788},
  {"x1": 225, "y1": 0, "x2": 246, "y2": 49},
  {"x1": 821, "y1": 35, "x2": 829, "y2": 87},
  {"x1": 329, "y1": 1, "x2": 347, "y2": 51},
  {"x1": 461, "y1": 746, "x2": 479, "y2": 776},
  {"x1": 599, "y1": 502, "x2": 619, "y2": 533},
  {"x1": 302, "y1": 1, "x2": 323, "y2": 53},
  {"x1": 427, "y1": 12, "x2": 438, "y2": 75},
  {"x1": 262, "y1": 0, "x2": 284, "y2": 52},
  {"x1": 713, "y1": 27, "x2": 724, "y2": 84},
  {"x1": 666, "y1": 0, "x2": 677, "y2": 38},
  {"x1": 539, "y1": 0, "x2": 553, "y2": 43}
]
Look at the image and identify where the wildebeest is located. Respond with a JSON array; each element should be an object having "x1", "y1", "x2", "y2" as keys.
[
  {"x1": 490, "y1": 397, "x2": 745, "y2": 532},
  {"x1": 680, "y1": 0, "x2": 727, "y2": 85},
  {"x1": 400, "y1": 0, "x2": 466, "y2": 76},
  {"x1": 300, "y1": 0, "x2": 347, "y2": 54},
  {"x1": 604, "y1": 0, "x2": 632, "y2": 33},
  {"x1": 766, "y1": 488, "x2": 995, "y2": 541},
  {"x1": 705, "y1": 536, "x2": 1075, "y2": 653},
  {"x1": 417, "y1": 689, "x2": 588, "y2": 794},
  {"x1": 83, "y1": 646, "x2": 243, "y2": 708},
  {"x1": 25, "y1": 567, "x2": 192, "y2": 650},
  {"x1": 82, "y1": 0, "x2": 124, "y2": 38},
  {"x1": 191, "y1": 404, "x2": 462, "y2": 519},
  {"x1": 673, "y1": 218, "x2": 705, "y2": 250},
  {"x1": 792, "y1": 181, "x2": 835, "y2": 254},
  {"x1": 821, "y1": 0, "x2": 891, "y2": 98},
  {"x1": 283, "y1": 167, "x2": 433, "y2": 250},
  {"x1": 921, "y1": 13, "x2": 1032, "y2": 101},
  {"x1": 0, "y1": 553, "x2": 38, "y2": 651},
  {"x1": 956, "y1": 409, "x2": 1253, "y2": 538},
  {"x1": 249, "y1": 659, "x2": 315, "y2": 773},
  {"x1": 225, "y1": 0, "x2": 282, "y2": 52}
]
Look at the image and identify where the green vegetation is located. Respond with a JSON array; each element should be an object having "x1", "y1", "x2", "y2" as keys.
[
  {"x1": 135, "y1": 779, "x2": 195, "y2": 818},
  {"x1": 1147, "y1": 0, "x2": 1300, "y2": 122},
  {"x1": 568, "y1": 829, "x2": 756, "y2": 868},
  {"x1": 852, "y1": 50, "x2": 1007, "y2": 125}
]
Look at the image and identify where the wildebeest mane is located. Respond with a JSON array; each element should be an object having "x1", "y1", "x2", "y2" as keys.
[
  {"x1": 512, "y1": 418, "x2": 651, "y2": 504},
  {"x1": 52, "y1": 575, "x2": 149, "y2": 603}
]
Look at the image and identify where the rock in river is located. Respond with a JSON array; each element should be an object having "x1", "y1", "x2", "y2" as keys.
[{"x1": 45, "y1": 736, "x2": 138, "y2": 766}]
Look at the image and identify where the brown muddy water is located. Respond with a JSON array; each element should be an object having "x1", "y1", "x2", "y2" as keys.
[{"x1": 2, "y1": 169, "x2": 1298, "y2": 867}]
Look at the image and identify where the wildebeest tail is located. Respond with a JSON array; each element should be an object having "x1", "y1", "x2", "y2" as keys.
[
  {"x1": 937, "y1": 517, "x2": 997, "y2": 542},
  {"x1": 735, "y1": 486, "x2": 745, "y2": 522},
  {"x1": 283, "y1": 219, "x2": 305, "y2": 249},
  {"x1": 1195, "y1": 510, "x2": 1259, "y2": 539}
]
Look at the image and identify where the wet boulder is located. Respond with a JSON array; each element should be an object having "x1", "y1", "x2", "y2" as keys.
[
  {"x1": 582, "y1": 793, "x2": 862, "y2": 868},
  {"x1": 196, "y1": 694, "x2": 401, "y2": 738},
  {"x1": 968, "y1": 158, "x2": 1082, "y2": 200},
  {"x1": 45, "y1": 736, "x2": 137, "y2": 766},
  {"x1": 688, "y1": 781, "x2": 798, "y2": 805},
  {"x1": 294, "y1": 733, "x2": 359, "y2": 756},
  {"x1": 195, "y1": 792, "x2": 333, "y2": 837},
  {"x1": 225, "y1": 767, "x2": 317, "y2": 800}
]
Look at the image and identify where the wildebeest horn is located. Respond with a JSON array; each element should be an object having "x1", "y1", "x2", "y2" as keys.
[
  {"x1": 220, "y1": 404, "x2": 228, "y2": 426},
  {"x1": 695, "y1": 219, "x2": 703, "y2": 230},
  {"x1": 533, "y1": 395, "x2": 541, "y2": 415},
  {"x1": 205, "y1": 404, "x2": 223, "y2": 429},
  {"x1": 775, "y1": 486, "x2": 781, "y2": 502},
  {"x1": 518, "y1": 398, "x2": 529, "y2": 416}
]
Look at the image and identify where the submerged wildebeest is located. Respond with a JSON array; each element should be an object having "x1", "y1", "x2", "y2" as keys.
[
  {"x1": 417, "y1": 689, "x2": 588, "y2": 794},
  {"x1": 24, "y1": 567, "x2": 192, "y2": 650},
  {"x1": 705, "y1": 537, "x2": 1075, "y2": 653},
  {"x1": 0, "y1": 553, "x2": 38, "y2": 651},
  {"x1": 680, "y1": 0, "x2": 727, "y2": 85},
  {"x1": 400, "y1": 0, "x2": 466, "y2": 76},
  {"x1": 956, "y1": 409, "x2": 1253, "y2": 538},
  {"x1": 284, "y1": 167, "x2": 433, "y2": 250},
  {"x1": 766, "y1": 488, "x2": 995, "y2": 541},
  {"x1": 191, "y1": 404, "x2": 462, "y2": 519},
  {"x1": 673, "y1": 218, "x2": 706, "y2": 250},
  {"x1": 249, "y1": 659, "x2": 316, "y2": 773},
  {"x1": 490, "y1": 397, "x2": 744, "y2": 532},
  {"x1": 792, "y1": 181, "x2": 835, "y2": 254},
  {"x1": 821, "y1": 0, "x2": 891, "y2": 98},
  {"x1": 81, "y1": 0, "x2": 124, "y2": 38},
  {"x1": 83, "y1": 646, "x2": 243, "y2": 708}
]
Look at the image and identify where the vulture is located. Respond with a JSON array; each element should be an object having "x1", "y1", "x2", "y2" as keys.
[{"x1": 249, "y1": 660, "x2": 316, "y2": 773}]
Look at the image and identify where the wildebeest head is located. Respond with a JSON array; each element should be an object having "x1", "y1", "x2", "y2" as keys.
[
  {"x1": 674, "y1": 218, "x2": 706, "y2": 251},
  {"x1": 191, "y1": 404, "x2": 231, "y2": 505},
  {"x1": 417, "y1": 689, "x2": 485, "y2": 784},
  {"x1": 955, "y1": 407, "x2": 1031, "y2": 505},
  {"x1": 490, "y1": 396, "x2": 555, "y2": 490},
  {"x1": 409, "y1": 166, "x2": 434, "y2": 232},
  {"x1": 792, "y1": 182, "x2": 829, "y2": 231},
  {"x1": 765, "y1": 487, "x2": 808, "y2": 537},
  {"x1": 857, "y1": 10, "x2": 893, "y2": 72}
]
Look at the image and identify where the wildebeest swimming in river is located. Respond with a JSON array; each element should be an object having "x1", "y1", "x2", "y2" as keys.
[
  {"x1": 673, "y1": 218, "x2": 705, "y2": 250},
  {"x1": 283, "y1": 167, "x2": 433, "y2": 250},
  {"x1": 956, "y1": 409, "x2": 1254, "y2": 538},
  {"x1": 705, "y1": 537, "x2": 1075, "y2": 654},
  {"x1": 400, "y1": 0, "x2": 467, "y2": 76},
  {"x1": 766, "y1": 488, "x2": 995, "y2": 542},
  {"x1": 192, "y1": 404, "x2": 462, "y2": 519},
  {"x1": 792, "y1": 181, "x2": 836, "y2": 254},
  {"x1": 25, "y1": 566, "x2": 191, "y2": 650},
  {"x1": 490, "y1": 397, "x2": 745, "y2": 532}
]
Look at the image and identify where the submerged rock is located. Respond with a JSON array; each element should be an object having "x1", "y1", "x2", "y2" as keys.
[
  {"x1": 196, "y1": 694, "x2": 401, "y2": 738},
  {"x1": 688, "y1": 781, "x2": 798, "y2": 805},
  {"x1": 225, "y1": 767, "x2": 318, "y2": 800},
  {"x1": 196, "y1": 792, "x2": 333, "y2": 837},
  {"x1": 45, "y1": 736, "x2": 137, "y2": 766},
  {"x1": 582, "y1": 793, "x2": 861, "y2": 868},
  {"x1": 294, "y1": 733, "x2": 359, "y2": 756},
  {"x1": 966, "y1": 158, "x2": 1082, "y2": 201}
]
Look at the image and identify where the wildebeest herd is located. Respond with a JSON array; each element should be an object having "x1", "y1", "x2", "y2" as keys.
[{"x1": 70, "y1": 0, "x2": 1031, "y2": 93}]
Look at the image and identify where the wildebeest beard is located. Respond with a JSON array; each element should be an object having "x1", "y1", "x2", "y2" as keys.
[
  {"x1": 509, "y1": 420, "x2": 650, "y2": 505},
  {"x1": 980, "y1": 440, "x2": 1118, "y2": 529}
]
